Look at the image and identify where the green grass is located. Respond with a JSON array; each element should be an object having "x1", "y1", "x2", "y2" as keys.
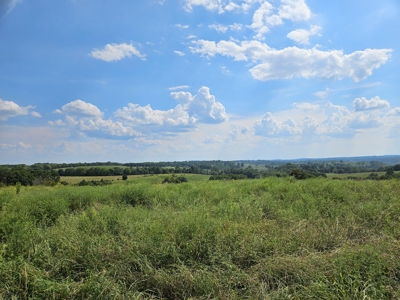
[
  {"x1": 1, "y1": 178, "x2": 399, "y2": 299},
  {"x1": 60, "y1": 174, "x2": 209, "y2": 185},
  {"x1": 326, "y1": 171, "x2": 400, "y2": 179}
]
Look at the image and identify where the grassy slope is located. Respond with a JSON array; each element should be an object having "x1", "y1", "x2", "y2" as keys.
[
  {"x1": 0, "y1": 178, "x2": 399, "y2": 299},
  {"x1": 60, "y1": 174, "x2": 210, "y2": 184},
  {"x1": 326, "y1": 171, "x2": 400, "y2": 179}
]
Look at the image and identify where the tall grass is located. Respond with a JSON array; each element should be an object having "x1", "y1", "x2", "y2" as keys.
[{"x1": 0, "y1": 177, "x2": 399, "y2": 299}]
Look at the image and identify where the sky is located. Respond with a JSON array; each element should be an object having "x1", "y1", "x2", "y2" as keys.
[{"x1": 0, "y1": 0, "x2": 399, "y2": 164}]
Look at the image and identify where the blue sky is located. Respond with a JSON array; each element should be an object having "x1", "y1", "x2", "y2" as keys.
[{"x1": 0, "y1": 0, "x2": 399, "y2": 164}]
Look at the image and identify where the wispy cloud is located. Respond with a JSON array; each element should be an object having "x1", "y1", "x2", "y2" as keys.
[
  {"x1": 91, "y1": 43, "x2": 146, "y2": 62},
  {"x1": 175, "y1": 24, "x2": 189, "y2": 29},
  {"x1": 7, "y1": 0, "x2": 22, "y2": 14},
  {"x1": 169, "y1": 85, "x2": 190, "y2": 90},
  {"x1": 174, "y1": 50, "x2": 185, "y2": 56}
]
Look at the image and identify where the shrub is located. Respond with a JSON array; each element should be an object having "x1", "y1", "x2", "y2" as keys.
[{"x1": 162, "y1": 174, "x2": 188, "y2": 184}]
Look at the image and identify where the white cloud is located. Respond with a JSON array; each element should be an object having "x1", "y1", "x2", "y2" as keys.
[
  {"x1": 174, "y1": 50, "x2": 186, "y2": 56},
  {"x1": 7, "y1": 0, "x2": 22, "y2": 13},
  {"x1": 53, "y1": 100, "x2": 140, "y2": 140},
  {"x1": 170, "y1": 91, "x2": 193, "y2": 104},
  {"x1": 90, "y1": 43, "x2": 146, "y2": 62},
  {"x1": 175, "y1": 24, "x2": 189, "y2": 29},
  {"x1": 254, "y1": 101, "x2": 386, "y2": 139},
  {"x1": 314, "y1": 88, "x2": 329, "y2": 99},
  {"x1": 191, "y1": 39, "x2": 392, "y2": 81},
  {"x1": 388, "y1": 108, "x2": 400, "y2": 116},
  {"x1": 184, "y1": 0, "x2": 224, "y2": 13},
  {"x1": 287, "y1": 25, "x2": 321, "y2": 45},
  {"x1": 60, "y1": 99, "x2": 104, "y2": 119},
  {"x1": 279, "y1": 0, "x2": 311, "y2": 21},
  {"x1": 254, "y1": 112, "x2": 302, "y2": 136},
  {"x1": 248, "y1": 0, "x2": 311, "y2": 40},
  {"x1": 115, "y1": 103, "x2": 193, "y2": 128},
  {"x1": 208, "y1": 23, "x2": 242, "y2": 33},
  {"x1": 353, "y1": 96, "x2": 390, "y2": 111},
  {"x1": 0, "y1": 99, "x2": 35, "y2": 121},
  {"x1": 184, "y1": 0, "x2": 262, "y2": 13},
  {"x1": 348, "y1": 113, "x2": 382, "y2": 129},
  {"x1": 186, "y1": 86, "x2": 228, "y2": 123},
  {"x1": 224, "y1": 2, "x2": 240, "y2": 11},
  {"x1": 171, "y1": 87, "x2": 228, "y2": 123},
  {"x1": 17, "y1": 141, "x2": 31, "y2": 149},
  {"x1": 31, "y1": 111, "x2": 42, "y2": 118},
  {"x1": 168, "y1": 85, "x2": 191, "y2": 91},
  {"x1": 293, "y1": 102, "x2": 320, "y2": 112},
  {"x1": 45, "y1": 87, "x2": 220, "y2": 138}
]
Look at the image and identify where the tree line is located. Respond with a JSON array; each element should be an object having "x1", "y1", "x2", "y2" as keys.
[
  {"x1": 1, "y1": 160, "x2": 399, "y2": 186},
  {"x1": 0, "y1": 165, "x2": 60, "y2": 186}
]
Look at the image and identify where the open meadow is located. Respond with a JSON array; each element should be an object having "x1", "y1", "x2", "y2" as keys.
[{"x1": 1, "y1": 176, "x2": 399, "y2": 299}]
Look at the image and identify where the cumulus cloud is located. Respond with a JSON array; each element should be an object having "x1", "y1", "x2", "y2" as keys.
[
  {"x1": 116, "y1": 87, "x2": 228, "y2": 132},
  {"x1": 191, "y1": 39, "x2": 392, "y2": 81},
  {"x1": 170, "y1": 87, "x2": 228, "y2": 123},
  {"x1": 115, "y1": 103, "x2": 194, "y2": 129},
  {"x1": 388, "y1": 108, "x2": 400, "y2": 116},
  {"x1": 255, "y1": 101, "x2": 386, "y2": 139},
  {"x1": 287, "y1": 25, "x2": 321, "y2": 45},
  {"x1": 91, "y1": 43, "x2": 146, "y2": 62},
  {"x1": 51, "y1": 88, "x2": 228, "y2": 140},
  {"x1": 254, "y1": 112, "x2": 301, "y2": 136},
  {"x1": 249, "y1": 0, "x2": 311, "y2": 40},
  {"x1": 170, "y1": 91, "x2": 193, "y2": 104},
  {"x1": 0, "y1": 99, "x2": 38, "y2": 121},
  {"x1": 52, "y1": 100, "x2": 140, "y2": 140},
  {"x1": 184, "y1": 0, "x2": 311, "y2": 39},
  {"x1": 353, "y1": 96, "x2": 390, "y2": 111},
  {"x1": 60, "y1": 100, "x2": 104, "y2": 119}
]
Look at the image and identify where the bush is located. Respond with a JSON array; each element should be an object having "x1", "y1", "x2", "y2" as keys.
[
  {"x1": 289, "y1": 168, "x2": 314, "y2": 180},
  {"x1": 162, "y1": 174, "x2": 188, "y2": 184}
]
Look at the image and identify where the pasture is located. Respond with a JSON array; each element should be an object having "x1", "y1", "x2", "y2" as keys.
[{"x1": 0, "y1": 177, "x2": 399, "y2": 299}]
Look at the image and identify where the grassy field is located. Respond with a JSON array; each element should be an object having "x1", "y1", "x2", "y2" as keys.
[
  {"x1": 326, "y1": 171, "x2": 400, "y2": 179},
  {"x1": 60, "y1": 174, "x2": 210, "y2": 184},
  {"x1": 1, "y1": 177, "x2": 399, "y2": 299}
]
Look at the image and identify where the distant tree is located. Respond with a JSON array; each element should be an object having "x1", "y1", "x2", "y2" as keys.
[
  {"x1": 122, "y1": 174, "x2": 128, "y2": 181},
  {"x1": 289, "y1": 168, "x2": 314, "y2": 180},
  {"x1": 386, "y1": 167, "x2": 395, "y2": 177}
]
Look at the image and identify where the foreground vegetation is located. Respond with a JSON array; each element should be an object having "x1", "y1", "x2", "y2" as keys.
[{"x1": 1, "y1": 177, "x2": 400, "y2": 299}]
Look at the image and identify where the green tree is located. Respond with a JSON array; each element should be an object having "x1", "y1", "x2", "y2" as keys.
[{"x1": 386, "y1": 167, "x2": 394, "y2": 177}]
